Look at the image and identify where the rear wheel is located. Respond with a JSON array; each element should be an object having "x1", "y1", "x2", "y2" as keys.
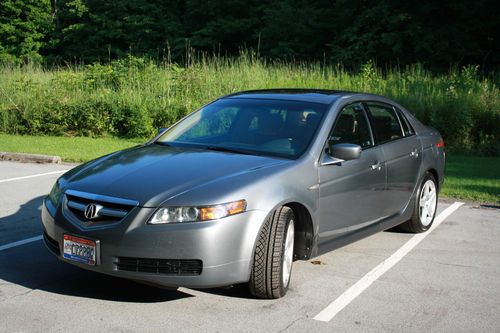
[
  {"x1": 400, "y1": 172, "x2": 438, "y2": 233},
  {"x1": 249, "y1": 206, "x2": 295, "y2": 299}
]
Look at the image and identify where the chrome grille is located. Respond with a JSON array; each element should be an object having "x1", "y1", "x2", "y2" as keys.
[{"x1": 64, "y1": 189, "x2": 138, "y2": 226}]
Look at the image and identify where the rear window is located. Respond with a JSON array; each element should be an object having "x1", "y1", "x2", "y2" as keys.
[{"x1": 366, "y1": 103, "x2": 404, "y2": 144}]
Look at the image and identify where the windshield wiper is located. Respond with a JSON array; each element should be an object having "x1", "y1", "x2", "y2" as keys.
[
  {"x1": 203, "y1": 145, "x2": 255, "y2": 156},
  {"x1": 153, "y1": 141, "x2": 172, "y2": 147}
]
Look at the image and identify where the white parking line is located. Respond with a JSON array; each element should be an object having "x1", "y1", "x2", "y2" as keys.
[
  {"x1": 0, "y1": 235, "x2": 43, "y2": 251},
  {"x1": 313, "y1": 201, "x2": 464, "y2": 322},
  {"x1": 0, "y1": 170, "x2": 68, "y2": 184}
]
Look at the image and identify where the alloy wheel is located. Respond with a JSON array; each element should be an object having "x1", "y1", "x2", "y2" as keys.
[
  {"x1": 419, "y1": 179, "x2": 437, "y2": 226},
  {"x1": 282, "y1": 219, "x2": 295, "y2": 286}
]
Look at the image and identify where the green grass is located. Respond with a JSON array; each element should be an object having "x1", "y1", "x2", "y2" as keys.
[
  {"x1": 442, "y1": 154, "x2": 500, "y2": 204},
  {"x1": 0, "y1": 134, "x2": 143, "y2": 162},
  {"x1": 1, "y1": 134, "x2": 498, "y2": 204}
]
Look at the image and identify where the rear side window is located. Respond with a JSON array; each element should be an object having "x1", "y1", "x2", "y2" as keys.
[
  {"x1": 329, "y1": 103, "x2": 373, "y2": 148},
  {"x1": 396, "y1": 108, "x2": 414, "y2": 136},
  {"x1": 366, "y1": 103, "x2": 404, "y2": 144}
]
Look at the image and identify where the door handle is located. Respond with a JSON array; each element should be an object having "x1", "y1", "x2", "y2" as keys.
[
  {"x1": 410, "y1": 148, "x2": 419, "y2": 158},
  {"x1": 370, "y1": 161, "x2": 383, "y2": 171}
]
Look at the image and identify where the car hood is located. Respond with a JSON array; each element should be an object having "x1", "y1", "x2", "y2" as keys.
[{"x1": 62, "y1": 144, "x2": 289, "y2": 207}]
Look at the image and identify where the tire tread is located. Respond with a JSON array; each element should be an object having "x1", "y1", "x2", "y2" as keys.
[{"x1": 249, "y1": 206, "x2": 293, "y2": 299}]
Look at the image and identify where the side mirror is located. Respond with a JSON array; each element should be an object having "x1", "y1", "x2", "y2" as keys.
[
  {"x1": 322, "y1": 143, "x2": 361, "y2": 166},
  {"x1": 330, "y1": 143, "x2": 362, "y2": 161},
  {"x1": 328, "y1": 143, "x2": 361, "y2": 161},
  {"x1": 158, "y1": 127, "x2": 167, "y2": 135}
]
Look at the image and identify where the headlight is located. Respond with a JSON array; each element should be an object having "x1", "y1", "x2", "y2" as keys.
[
  {"x1": 148, "y1": 199, "x2": 247, "y2": 224},
  {"x1": 48, "y1": 180, "x2": 64, "y2": 206}
]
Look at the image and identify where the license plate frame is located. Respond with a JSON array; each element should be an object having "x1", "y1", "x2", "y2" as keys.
[{"x1": 63, "y1": 234, "x2": 100, "y2": 266}]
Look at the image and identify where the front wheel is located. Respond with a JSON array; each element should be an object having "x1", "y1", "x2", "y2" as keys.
[
  {"x1": 249, "y1": 206, "x2": 295, "y2": 299},
  {"x1": 400, "y1": 172, "x2": 438, "y2": 233}
]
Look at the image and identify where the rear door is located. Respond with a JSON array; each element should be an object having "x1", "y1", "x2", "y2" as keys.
[
  {"x1": 318, "y1": 102, "x2": 386, "y2": 245},
  {"x1": 365, "y1": 102, "x2": 422, "y2": 216}
]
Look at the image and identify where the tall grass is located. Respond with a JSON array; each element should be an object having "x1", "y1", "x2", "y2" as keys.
[{"x1": 0, "y1": 53, "x2": 498, "y2": 154}]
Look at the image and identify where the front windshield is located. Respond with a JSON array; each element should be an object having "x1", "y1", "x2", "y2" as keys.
[{"x1": 156, "y1": 98, "x2": 328, "y2": 159}]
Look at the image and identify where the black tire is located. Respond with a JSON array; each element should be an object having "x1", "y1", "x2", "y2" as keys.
[
  {"x1": 249, "y1": 206, "x2": 295, "y2": 299},
  {"x1": 400, "y1": 172, "x2": 438, "y2": 233}
]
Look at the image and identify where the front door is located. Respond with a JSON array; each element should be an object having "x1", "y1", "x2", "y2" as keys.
[{"x1": 318, "y1": 103, "x2": 387, "y2": 246}]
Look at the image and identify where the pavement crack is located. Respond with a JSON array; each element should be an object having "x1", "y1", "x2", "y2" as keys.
[
  {"x1": 406, "y1": 256, "x2": 479, "y2": 269},
  {"x1": 434, "y1": 261, "x2": 476, "y2": 269},
  {"x1": 279, "y1": 315, "x2": 305, "y2": 332},
  {"x1": 0, "y1": 287, "x2": 36, "y2": 303}
]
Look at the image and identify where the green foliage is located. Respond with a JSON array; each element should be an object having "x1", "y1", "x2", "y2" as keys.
[
  {"x1": 0, "y1": 0, "x2": 498, "y2": 70},
  {"x1": 109, "y1": 102, "x2": 154, "y2": 138},
  {"x1": 257, "y1": 0, "x2": 330, "y2": 59},
  {"x1": 0, "y1": 56, "x2": 498, "y2": 155},
  {"x1": 184, "y1": 0, "x2": 261, "y2": 56},
  {"x1": 360, "y1": 60, "x2": 378, "y2": 91},
  {"x1": 326, "y1": 1, "x2": 499, "y2": 71},
  {"x1": 48, "y1": 0, "x2": 185, "y2": 62},
  {"x1": 0, "y1": 0, "x2": 53, "y2": 63}
]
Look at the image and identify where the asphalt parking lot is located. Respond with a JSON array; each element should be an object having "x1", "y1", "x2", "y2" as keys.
[{"x1": 1, "y1": 161, "x2": 499, "y2": 332}]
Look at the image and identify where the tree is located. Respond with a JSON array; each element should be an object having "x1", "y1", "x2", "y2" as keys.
[
  {"x1": 0, "y1": 0, "x2": 53, "y2": 63},
  {"x1": 327, "y1": 0, "x2": 499, "y2": 71},
  {"x1": 11, "y1": 0, "x2": 497, "y2": 70},
  {"x1": 50, "y1": 0, "x2": 185, "y2": 62},
  {"x1": 183, "y1": 0, "x2": 262, "y2": 55},
  {"x1": 258, "y1": 0, "x2": 331, "y2": 60}
]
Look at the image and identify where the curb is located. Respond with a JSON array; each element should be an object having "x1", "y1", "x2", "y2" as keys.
[{"x1": 0, "y1": 152, "x2": 62, "y2": 164}]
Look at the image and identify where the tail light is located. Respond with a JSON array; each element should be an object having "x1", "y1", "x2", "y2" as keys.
[{"x1": 436, "y1": 138, "x2": 445, "y2": 148}]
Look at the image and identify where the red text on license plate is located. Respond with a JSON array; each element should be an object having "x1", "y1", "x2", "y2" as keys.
[{"x1": 63, "y1": 234, "x2": 97, "y2": 265}]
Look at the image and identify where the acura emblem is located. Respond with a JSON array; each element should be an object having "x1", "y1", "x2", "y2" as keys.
[{"x1": 84, "y1": 203, "x2": 102, "y2": 220}]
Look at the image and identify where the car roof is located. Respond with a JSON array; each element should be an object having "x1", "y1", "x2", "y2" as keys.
[{"x1": 222, "y1": 89, "x2": 354, "y2": 105}]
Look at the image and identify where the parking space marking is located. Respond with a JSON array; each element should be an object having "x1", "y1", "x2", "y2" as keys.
[
  {"x1": 0, "y1": 235, "x2": 43, "y2": 251},
  {"x1": 313, "y1": 201, "x2": 464, "y2": 322},
  {"x1": 0, "y1": 170, "x2": 68, "y2": 184}
]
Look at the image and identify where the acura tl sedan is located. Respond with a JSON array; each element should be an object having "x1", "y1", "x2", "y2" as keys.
[{"x1": 42, "y1": 89, "x2": 445, "y2": 299}]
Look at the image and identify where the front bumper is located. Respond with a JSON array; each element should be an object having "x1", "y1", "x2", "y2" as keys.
[{"x1": 41, "y1": 198, "x2": 267, "y2": 288}]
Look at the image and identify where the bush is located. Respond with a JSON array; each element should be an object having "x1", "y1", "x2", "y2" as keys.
[
  {"x1": 0, "y1": 56, "x2": 498, "y2": 155},
  {"x1": 110, "y1": 103, "x2": 154, "y2": 138}
]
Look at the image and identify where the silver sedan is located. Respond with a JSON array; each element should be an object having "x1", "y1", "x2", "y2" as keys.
[{"x1": 42, "y1": 89, "x2": 445, "y2": 298}]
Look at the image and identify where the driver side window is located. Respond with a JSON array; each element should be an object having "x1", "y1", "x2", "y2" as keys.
[{"x1": 329, "y1": 103, "x2": 373, "y2": 148}]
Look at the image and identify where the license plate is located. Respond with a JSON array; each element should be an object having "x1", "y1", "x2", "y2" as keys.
[{"x1": 63, "y1": 234, "x2": 98, "y2": 265}]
